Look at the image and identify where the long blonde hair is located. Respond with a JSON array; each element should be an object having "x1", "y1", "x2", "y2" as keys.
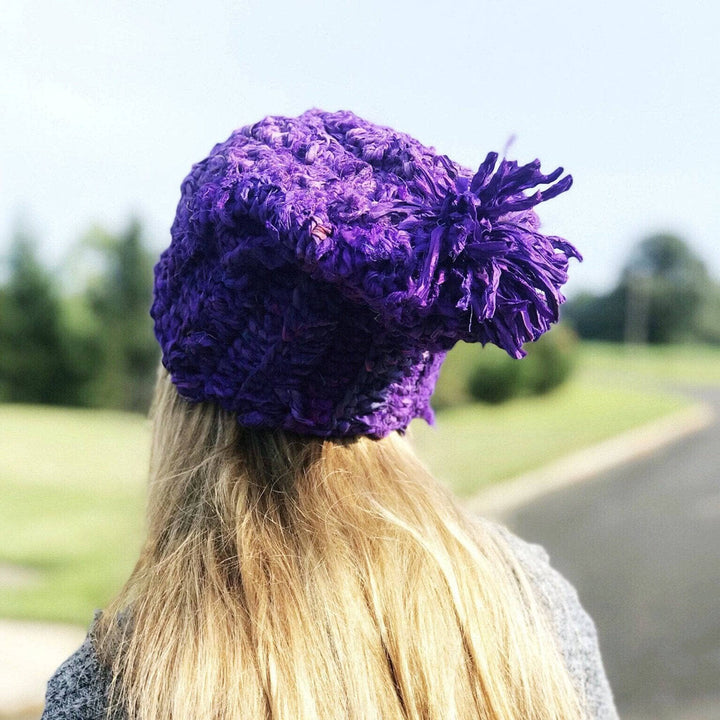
[{"x1": 98, "y1": 370, "x2": 584, "y2": 719}]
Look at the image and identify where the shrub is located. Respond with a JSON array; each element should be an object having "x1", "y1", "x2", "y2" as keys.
[
  {"x1": 467, "y1": 346, "x2": 522, "y2": 404},
  {"x1": 464, "y1": 324, "x2": 578, "y2": 404},
  {"x1": 521, "y1": 324, "x2": 578, "y2": 396},
  {"x1": 430, "y1": 343, "x2": 477, "y2": 410}
]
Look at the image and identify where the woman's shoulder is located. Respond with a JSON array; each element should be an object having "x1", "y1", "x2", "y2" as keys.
[
  {"x1": 42, "y1": 618, "x2": 112, "y2": 720},
  {"x1": 490, "y1": 521, "x2": 619, "y2": 720}
]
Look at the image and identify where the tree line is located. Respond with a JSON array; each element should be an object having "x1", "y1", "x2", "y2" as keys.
[
  {"x1": 1, "y1": 224, "x2": 718, "y2": 412},
  {"x1": 563, "y1": 233, "x2": 720, "y2": 345},
  {"x1": 0, "y1": 220, "x2": 158, "y2": 411}
]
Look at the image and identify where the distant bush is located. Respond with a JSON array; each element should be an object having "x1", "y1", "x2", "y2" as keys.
[
  {"x1": 467, "y1": 346, "x2": 522, "y2": 404},
  {"x1": 521, "y1": 323, "x2": 577, "y2": 396},
  {"x1": 432, "y1": 324, "x2": 578, "y2": 408},
  {"x1": 469, "y1": 324, "x2": 577, "y2": 403}
]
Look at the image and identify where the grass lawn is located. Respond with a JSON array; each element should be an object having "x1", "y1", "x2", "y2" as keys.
[
  {"x1": 1, "y1": 342, "x2": 717, "y2": 625},
  {"x1": 0, "y1": 405, "x2": 148, "y2": 625},
  {"x1": 576, "y1": 342, "x2": 720, "y2": 387},
  {"x1": 410, "y1": 379, "x2": 686, "y2": 496}
]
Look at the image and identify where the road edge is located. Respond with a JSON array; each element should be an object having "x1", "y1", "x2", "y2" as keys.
[{"x1": 464, "y1": 402, "x2": 716, "y2": 519}]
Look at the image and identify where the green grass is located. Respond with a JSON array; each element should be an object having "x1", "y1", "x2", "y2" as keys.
[
  {"x1": 410, "y1": 379, "x2": 686, "y2": 496},
  {"x1": 0, "y1": 405, "x2": 148, "y2": 625},
  {"x1": 2, "y1": 342, "x2": 718, "y2": 625},
  {"x1": 576, "y1": 342, "x2": 720, "y2": 387}
]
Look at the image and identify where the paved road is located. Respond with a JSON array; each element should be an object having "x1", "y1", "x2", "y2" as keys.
[{"x1": 504, "y1": 388, "x2": 720, "y2": 720}]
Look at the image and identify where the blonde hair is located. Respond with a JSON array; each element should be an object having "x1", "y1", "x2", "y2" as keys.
[{"x1": 98, "y1": 370, "x2": 584, "y2": 719}]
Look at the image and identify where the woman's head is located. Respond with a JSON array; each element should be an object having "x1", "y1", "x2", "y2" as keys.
[{"x1": 98, "y1": 110, "x2": 585, "y2": 719}]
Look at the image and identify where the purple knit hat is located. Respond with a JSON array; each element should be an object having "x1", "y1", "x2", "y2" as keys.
[{"x1": 151, "y1": 109, "x2": 580, "y2": 438}]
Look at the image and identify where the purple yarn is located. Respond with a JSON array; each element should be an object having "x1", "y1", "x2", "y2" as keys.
[{"x1": 151, "y1": 109, "x2": 580, "y2": 437}]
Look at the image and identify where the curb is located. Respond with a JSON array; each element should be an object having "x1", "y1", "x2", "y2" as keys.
[{"x1": 464, "y1": 402, "x2": 716, "y2": 519}]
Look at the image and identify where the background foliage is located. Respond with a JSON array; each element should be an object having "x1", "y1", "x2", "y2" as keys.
[
  {"x1": 2, "y1": 218, "x2": 720, "y2": 624},
  {"x1": 564, "y1": 233, "x2": 720, "y2": 345},
  {"x1": 0, "y1": 220, "x2": 158, "y2": 411}
]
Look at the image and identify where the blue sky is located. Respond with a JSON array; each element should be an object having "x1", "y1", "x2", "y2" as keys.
[{"x1": 1, "y1": 0, "x2": 718, "y2": 294}]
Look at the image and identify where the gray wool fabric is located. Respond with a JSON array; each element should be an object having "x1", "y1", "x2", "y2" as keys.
[
  {"x1": 41, "y1": 615, "x2": 113, "y2": 720},
  {"x1": 499, "y1": 529, "x2": 619, "y2": 720},
  {"x1": 42, "y1": 529, "x2": 618, "y2": 720}
]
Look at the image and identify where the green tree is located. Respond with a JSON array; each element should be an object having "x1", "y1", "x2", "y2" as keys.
[
  {"x1": 565, "y1": 233, "x2": 718, "y2": 344},
  {"x1": 621, "y1": 233, "x2": 710, "y2": 343},
  {"x1": 0, "y1": 229, "x2": 89, "y2": 404},
  {"x1": 562, "y1": 289, "x2": 625, "y2": 343},
  {"x1": 83, "y1": 219, "x2": 158, "y2": 411}
]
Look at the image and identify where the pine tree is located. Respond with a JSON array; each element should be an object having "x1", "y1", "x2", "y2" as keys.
[
  {"x1": 84, "y1": 219, "x2": 158, "y2": 411},
  {"x1": 0, "y1": 229, "x2": 80, "y2": 403}
]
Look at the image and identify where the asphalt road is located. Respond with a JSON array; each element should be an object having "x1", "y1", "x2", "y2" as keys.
[{"x1": 504, "y1": 388, "x2": 720, "y2": 720}]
